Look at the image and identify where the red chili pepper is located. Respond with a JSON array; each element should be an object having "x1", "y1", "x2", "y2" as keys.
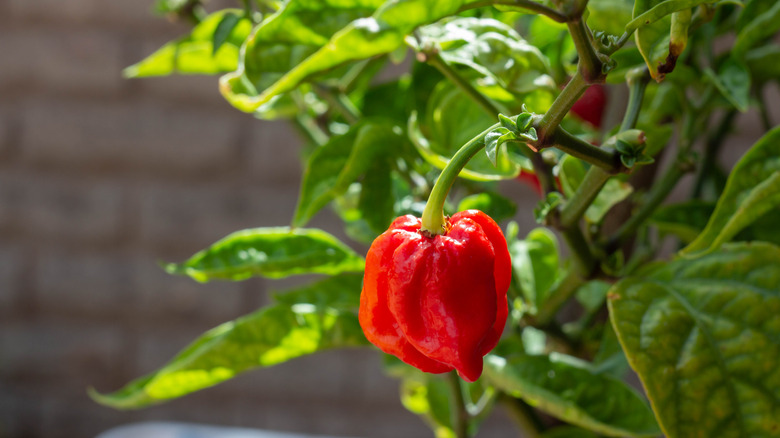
[
  {"x1": 359, "y1": 210, "x2": 511, "y2": 382},
  {"x1": 570, "y1": 84, "x2": 607, "y2": 128}
]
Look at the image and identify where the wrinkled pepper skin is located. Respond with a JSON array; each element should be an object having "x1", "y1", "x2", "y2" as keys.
[{"x1": 359, "y1": 210, "x2": 511, "y2": 382}]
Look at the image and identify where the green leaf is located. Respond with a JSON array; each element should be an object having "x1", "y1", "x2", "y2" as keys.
[
  {"x1": 164, "y1": 227, "x2": 365, "y2": 282},
  {"x1": 484, "y1": 353, "x2": 660, "y2": 437},
  {"x1": 409, "y1": 86, "x2": 523, "y2": 181},
  {"x1": 627, "y1": 0, "x2": 716, "y2": 33},
  {"x1": 733, "y1": 0, "x2": 780, "y2": 57},
  {"x1": 272, "y1": 273, "x2": 363, "y2": 310},
  {"x1": 651, "y1": 200, "x2": 714, "y2": 243},
  {"x1": 220, "y1": 0, "x2": 385, "y2": 112},
  {"x1": 124, "y1": 10, "x2": 253, "y2": 78},
  {"x1": 457, "y1": 192, "x2": 517, "y2": 223},
  {"x1": 222, "y1": 0, "x2": 477, "y2": 112},
  {"x1": 358, "y1": 159, "x2": 396, "y2": 234},
  {"x1": 682, "y1": 127, "x2": 780, "y2": 256},
  {"x1": 91, "y1": 300, "x2": 367, "y2": 409},
  {"x1": 401, "y1": 376, "x2": 456, "y2": 438},
  {"x1": 212, "y1": 12, "x2": 243, "y2": 55},
  {"x1": 746, "y1": 45, "x2": 780, "y2": 84},
  {"x1": 414, "y1": 17, "x2": 554, "y2": 95},
  {"x1": 541, "y1": 426, "x2": 601, "y2": 438},
  {"x1": 705, "y1": 57, "x2": 750, "y2": 112},
  {"x1": 294, "y1": 121, "x2": 403, "y2": 227},
  {"x1": 558, "y1": 156, "x2": 633, "y2": 223},
  {"x1": 608, "y1": 242, "x2": 780, "y2": 438},
  {"x1": 509, "y1": 228, "x2": 559, "y2": 312}
]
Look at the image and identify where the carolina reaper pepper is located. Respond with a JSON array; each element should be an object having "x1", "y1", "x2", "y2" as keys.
[{"x1": 359, "y1": 210, "x2": 511, "y2": 382}]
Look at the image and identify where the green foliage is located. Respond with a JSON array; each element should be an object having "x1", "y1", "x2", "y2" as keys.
[
  {"x1": 609, "y1": 242, "x2": 780, "y2": 437},
  {"x1": 484, "y1": 353, "x2": 661, "y2": 437},
  {"x1": 124, "y1": 10, "x2": 253, "y2": 77},
  {"x1": 558, "y1": 156, "x2": 633, "y2": 224},
  {"x1": 164, "y1": 227, "x2": 365, "y2": 281},
  {"x1": 682, "y1": 127, "x2": 780, "y2": 256},
  {"x1": 91, "y1": 275, "x2": 367, "y2": 409},
  {"x1": 509, "y1": 228, "x2": 560, "y2": 313}
]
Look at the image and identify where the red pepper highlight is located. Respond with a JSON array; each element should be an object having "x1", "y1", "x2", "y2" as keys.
[{"x1": 359, "y1": 210, "x2": 511, "y2": 382}]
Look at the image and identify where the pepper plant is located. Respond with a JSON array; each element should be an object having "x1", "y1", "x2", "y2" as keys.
[{"x1": 92, "y1": 0, "x2": 780, "y2": 436}]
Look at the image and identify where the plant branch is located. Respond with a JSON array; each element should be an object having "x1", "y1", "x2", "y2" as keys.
[
  {"x1": 460, "y1": 0, "x2": 567, "y2": 23},
  {"x1": 533, "y1": 266, "x2": 585, "y2": 330},
  {"x1": 536, "y1": 72, "x2": 588, "y2": 145},
  {"x1": 315, "y1": 85, "x2": 362, "y2": 124},
  {"x1": 447, "y1": 372, "x2": 470, "y2": 438},
  {"x1": 620, "y1": 68, "x2": 651, "y2": 131},
  {"x1": 550, "y1": 128, "x2": 623, "y2": 173},
  {"x1": 567, "y1": 17, "x2": 605, "y2": 83},
  {"x1": 426, "y1": 53, "x2": 502, "y2": 116},
  {"x1": 558, "y1": 166, "x2": 611, "y2": 229},
  {"x1": 692, "y1": 109, "x2": 736, "y2": 199}
]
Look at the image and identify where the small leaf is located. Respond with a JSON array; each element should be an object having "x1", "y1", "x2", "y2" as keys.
[
  {"x1": 733, "y1": 0, "x2": 780, "y2": 57},
  {"x1": 212, "y1": 12, "x2": 242, "y2": 55},
  {"x1": 534, "y1": 192, "x2": 563, "y2": 224},
  {"x1": 682, "y1": 127, "x2": 780, "y2": 256},
  {"x1": 705, "y1": 57, "x2": 750, "y2": 112},
  {"x1": 509, "y1": 228, "x2": 560, "y2": 312},
  {"x1": 457, "y1": 192, "x2": 517, "y2": 223},
  {"x1": 485, "y1": 128, "x2": 512, "y2": 166},
  {"x1": 164, "y1": 227, "x2": 365, "y2": 282},
  {"x1": 499, "y1": 114, "x2": 518, "y2": 132},
  {"x1": 609, "y1": 242, "x2": 780, "y2": 438},
  {"x1": 516, "y1": 112, "x2": 533, "y2": 131},
  {"x1": 520, "y1": 126, "x2": 538, "y2": 142},
  {"x1": 621, "y1": 155, "x2": 636, "y2": 168},
  {"x1": 484, "y1": 353, "x2": 660, "y2": 437},
  {"x1": 91, "y1": 299, "x2": 367, "y2": 409}
]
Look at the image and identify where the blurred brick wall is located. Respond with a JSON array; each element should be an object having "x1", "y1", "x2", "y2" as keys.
[{"x1": 0, "y1": 1, "x2": 524, "y2": 437}]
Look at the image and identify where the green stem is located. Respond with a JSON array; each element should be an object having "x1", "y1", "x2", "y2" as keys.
[
  {"x1": 294, "y1": 114, "x2": 329, "y2": 146},
  {"x1": 536, "y1": 73, "x2": 588, "y2": 145},
  {"x1": 427, "y1": 53, "x2": 502, "y2": 116},
  {"x1": 620, "y1": 69, "x2": 650, "y2": 131},
  {"x1": 447, "y1": 372, "x2": 470, "y2": 438},
  {"x1": 315, "y1": 85, "x2": 362, "y2": 124},
  {"x1": 606, "y1": 158, "x2": 687, "y2": 251},
  {"x1": 459, "y1": 0, "x2": 567, "y2": 22},
  {"x1": 567, "y1": 17, "x2": 604, "y2": 83},
  {"x1": 241, "y1": 0, "x2": 252, "y2": 18},
  {"x1": 500, "y1": 395, "x2": 544, "y2": 438},
  {"x1": 534, "y1": 266, "x2": 585, "y2": 329},
  {"x1": 551, "y1": 128, "x2": 622, "y2": 173},
  {"x1": 558, "y1": 166, "x2": 611, "y2": 229},
  {"x1": 427, "y1": 53, "x2": 557, "y2": 195},
  {"x1": 421, "y1": 124, "x2": 499, "y2": 234}
]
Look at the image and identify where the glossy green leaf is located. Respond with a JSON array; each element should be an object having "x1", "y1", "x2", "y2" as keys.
[
  {"x1": 401, "y1": 376, "x2": 456, "y2": 438},
  {"x1": 705, "y1": 57, "x2": 750, "y2": 112},
  {"x1": 220, "y1": 0, "x2": 384, "y2": 112},
  {"x1": 414, "y1": 17, "x2": 554, "y2": 95},
  {"x1": 733, "y1": 0, "x2": 780, "y2": 57},
  {"x1": 457, "y1": 192, "x2": 517, "y2": 223},
  {"x1": 608, "y1": 242, "x2": 780, "y2": 438},
  {"x1": 294, "y1": 121, "x2": 403, "y2": 227},
  {"x1": 627, "y1": 0, "x2": 715, "y2": 33},
  {"x1": 272, "y1": 273, "x2": 363, "y2": 310},
  {"x1": 509, "y1": 228, "x2": 559, "y2": 312},
  {"x1": 559, "y1": 156, "x2": 633, "y2": 224},
  {"x1": 124, "y1": 10, "x2": 253, "y2": 78},
  {"x1": 222, "y1": 0, "x2": 476, "y2": 112},
  {"x1": 484, "y1": 353, "x2": 660, "y2": 437},
  {"x1": 91, "y1": 300, "x2": 367, "y2": 409},
  {"x1": 164, "y1": 227, "x2": 365, "y2": 282},
  {"x1": 682, "y1": 127, "x2": 780, "y2": 256}
]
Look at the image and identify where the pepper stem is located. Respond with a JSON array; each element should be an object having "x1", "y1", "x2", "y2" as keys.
[{"x1": 421, "y1": 123, "x2": 499, "y2": 234}]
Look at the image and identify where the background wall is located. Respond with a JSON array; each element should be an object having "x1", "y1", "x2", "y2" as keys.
[{"x1": 0, "y1": 1, "x2": 525, "y2": 437}]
